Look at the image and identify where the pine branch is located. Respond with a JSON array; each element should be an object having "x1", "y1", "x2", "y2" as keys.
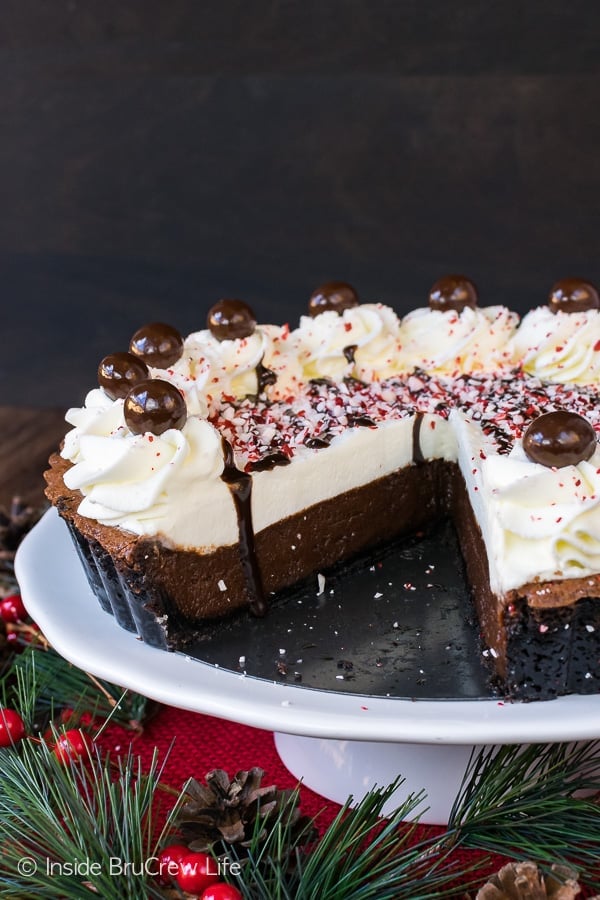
[
  {"x1": 0, "y1": 737, "x2": 176, "y2": 899},
  {"x1": 3, "y1": 732, "x2": 600, "y2": 898},
  {"x1": 444, "y1": 742, "x2": 600, "y2": 889},
  {"x1": 3, "y1": 641, "x2": 155, "y2": 734},
  {"x1": 223, "y1": 779, "x2": 489, "y2": 899}
]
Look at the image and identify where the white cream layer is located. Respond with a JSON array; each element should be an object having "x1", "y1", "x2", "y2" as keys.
[
  {"x1": 61, "y1": 397, "x2": 453, "y2": 550},
  {"x1": 250, "y1": 414, "x2": 455, "y2": 533},
  {"x1": 61, "y1": 388, "x2": 600, "y2": 596}
]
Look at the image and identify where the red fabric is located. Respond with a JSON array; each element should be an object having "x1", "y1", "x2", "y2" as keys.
[{"x1": 102, "y1": 705, "x2": 512, "y2": 894}]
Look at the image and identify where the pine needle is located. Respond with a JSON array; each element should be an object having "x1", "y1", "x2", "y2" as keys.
[
  {"x1": 3, "y1": 643, "x2": 153, "y2": 733},
  {"x1": 224, "y1": 779, "x2": 488, "y2": 899},
  {"x1": 0, "y1": 738, "x2": 173, "y2": 899},
  {"x1": 445, "y1": 741, "x2": 600, "y2": 888}
]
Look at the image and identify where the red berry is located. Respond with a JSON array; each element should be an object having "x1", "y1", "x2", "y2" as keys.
[
  {"x1": 201, "y1": 883, "x2": 243, "y2": 900},
  {"x1": 0, "y1": 708, "x2": 26, "y2": 746},
  {"x1": 155, "y1": 843, "x2": 189, "y2": 886},
  {"x1": 176, "y1": 852, "x2": 220, "y2": 894},
  {"x1": 0, "y1": 594, "x2": 27, "y2": 623},
  {"x1": 53, "y1": 729, "x2": 92, "y2": 764}
]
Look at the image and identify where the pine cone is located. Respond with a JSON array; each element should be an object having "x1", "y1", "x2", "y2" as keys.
[
  {"x1": 0, "y1": 497, "x2": 43, "y2": 587},
  {"x1": 175, "y1": 767, "x2": 316, "y2": 853},
  {"x1": 475, "y1": 861, "x2": 581, "y2": 899}
]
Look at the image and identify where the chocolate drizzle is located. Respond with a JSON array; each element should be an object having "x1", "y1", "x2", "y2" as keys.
[
  {"x1": 304, "y1": 434, "x2": 332, "y2": 449},
  {"x1": 220, "y1": 438, "x2": 266, "y2": 616},
  {"x1": 343, "y1": 344, "x2": 358, "y2": 364},
  {"x1": 247, "y1": 452, "x2": 291, "y2": 472},
  {"x1": 255, "y1": 357, "x2": 277, "y2": 394},
  {"x1": 347, "y1": 414, "x2": 377, "y2": 428},
  {"x1": 412, "y1": 412, "x2": 425, "y2": 464},
  {"x1": 481, "y1": 423, "x2": 513, "y2": 455}
]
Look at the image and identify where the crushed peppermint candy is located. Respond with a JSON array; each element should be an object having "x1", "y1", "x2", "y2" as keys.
[{"x1": 208, "y1": 368, "x2": 600, "y2": 468}]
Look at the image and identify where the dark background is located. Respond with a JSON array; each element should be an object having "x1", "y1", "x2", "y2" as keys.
[{"x1": 2, "y1": 1, "x2": 600, "y2": 407}]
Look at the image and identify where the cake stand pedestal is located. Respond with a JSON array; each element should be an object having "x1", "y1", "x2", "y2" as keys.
[{"x1": 274, "y1": 733, "x2": 479, "y2": 823}]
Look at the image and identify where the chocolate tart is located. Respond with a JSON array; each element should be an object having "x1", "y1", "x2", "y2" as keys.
[
  {"x1": 45, "y1": 450, "x2": 600, "y2": 701},
  {"x1": 43, "y1": 280, "x2": 600, "y2": 701}
]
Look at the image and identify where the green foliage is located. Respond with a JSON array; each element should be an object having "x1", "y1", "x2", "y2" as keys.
[
  {"x1": 0, "y1": 738, "x2": 178, "y2": 899},
  {"x1": 1, "y1": 635, "x2": 600, "y2": 897},
  {"x1": 224, "y1": 781, "x2": 484, "y2": 899},
  {"x1": 2, "y1": 641, "x2": 154, "y2": 734},
  {"x1": 2, "y1": 731, "x2": 600, "y2": 898},
  {"x1": 446, "y1": 741, "x2": 600, "y2": 888}
]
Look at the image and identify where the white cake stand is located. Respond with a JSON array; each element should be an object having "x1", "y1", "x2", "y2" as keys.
[{"x1": 15, "y1": 510, "x2": 600, "y2": 824}]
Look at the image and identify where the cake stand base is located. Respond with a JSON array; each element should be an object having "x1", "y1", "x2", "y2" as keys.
[{"x1": 274, "y1": 733, "x2": 482, "y2": 825}]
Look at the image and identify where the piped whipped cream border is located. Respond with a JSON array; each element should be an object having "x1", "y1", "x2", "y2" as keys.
[{"x1": 59, "y1": 300, "x2": 600, "y2": 595}]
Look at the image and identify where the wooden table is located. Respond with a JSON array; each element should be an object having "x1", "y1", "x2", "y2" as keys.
[{"x1": 0, "y1": 407, "x2": 66, "y2": 508}]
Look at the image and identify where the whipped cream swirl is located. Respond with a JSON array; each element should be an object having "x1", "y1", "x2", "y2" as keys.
[
  {"x1": 510, "y1": 306, "x2": 600, "y2": 385},
  {"x1": 481, "y1": 442, "x2": 600, "y2": 591},
  {"x1": 293, "y1": 304, "x2": 403, "y2": 381},
  {"x1": 150, "y1": 334, "x2": 212, "y2": 417},
  {"x1": 182, "y1": 327, "x2": 268, "y2": 403},
  {"x1": 397, "y1": 306, "x2": 519, "y2": 374},
  {"x1": 61, "y1": 390, "x2": 226, "y2": 545},
  {"x1": 153, "y1": 324, "x2": 303, "y2": 408},
  {"x1": 259, "y1": 323, "x2": 305, "y2": 401}
]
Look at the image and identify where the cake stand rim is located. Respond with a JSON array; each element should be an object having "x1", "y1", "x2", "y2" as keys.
[{"x1": 15, "y1": 508, "x2": 600, "y2": 746}]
